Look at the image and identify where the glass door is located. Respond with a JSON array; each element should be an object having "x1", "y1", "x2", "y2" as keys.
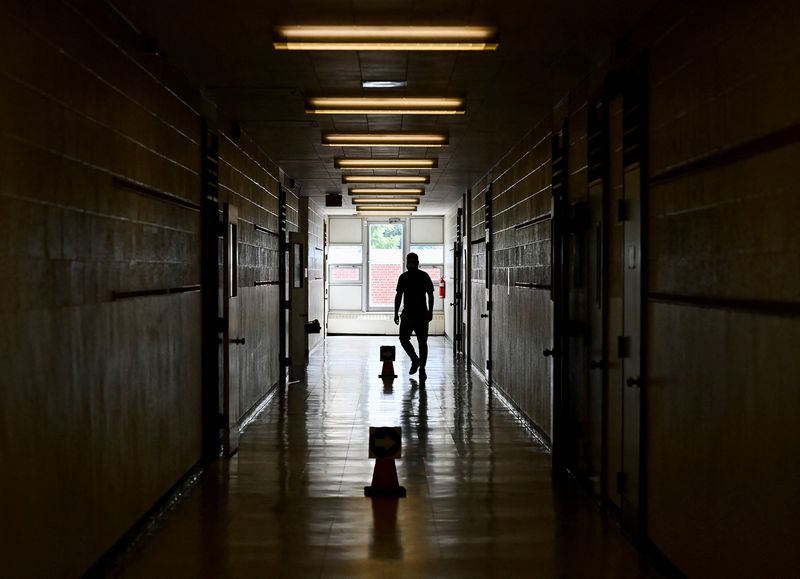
[{"x1": 368, "y1": 222, "x2": 404, "y2": 310}]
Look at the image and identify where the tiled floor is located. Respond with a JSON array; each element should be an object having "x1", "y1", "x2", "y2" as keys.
[{"x1": 113, "y1": 336, "x2": 662, "y2": 578}]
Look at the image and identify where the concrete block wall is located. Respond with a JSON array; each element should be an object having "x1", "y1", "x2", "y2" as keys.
[
  {"x1": 217, "y1": 131, "x2": 284, "y2": 419},
  {"x1": 0, "y1": 1, "x2": 300, "y2": 576},
  {"x1": 636, "y1": 0, "x2": 800, "y2": 575},
  {"x1": 0, "y1": 1, "x2": 203, "y2": 576},
  {"x1": 488, "y1": 125, "x2": 554, "y2": 437},
  {"x1": 464, "y1": 0, "x2": 800, "y2": 574}
]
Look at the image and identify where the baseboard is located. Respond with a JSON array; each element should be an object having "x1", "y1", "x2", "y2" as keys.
[
  {"x1": 84, "y1": 381, "x2": 284, "y2": 578},
  {"x1": 237, "y1": 380, "x2": 282, "y2": 434},
  {"x1": 83, "y1": 460, "x2": 205, "y2": 578}
]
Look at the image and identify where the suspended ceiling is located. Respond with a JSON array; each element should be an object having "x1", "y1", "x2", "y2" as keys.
[{"x1": 112, "y1": 0, "x2": 659, "y2": 214}]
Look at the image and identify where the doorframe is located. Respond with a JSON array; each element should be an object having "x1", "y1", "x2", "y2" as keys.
[
  {"x1": 221, "y1": 203, "x2": 240, "y2": 457},
  {"x1": 622, "y1": 52, "x2": 649, "y2": 537},
  {"x1": 550, "y1": 119, "x2": 570, "y2": 471},
  {"x1": 200, "y1": 119, "x2": 221, "y2": 462},
  {"x1": 483, "y1": 183, "x2": 493, "y2": 385},
  {"x1": 279, "y1": 184, "x2": 289, "y2": 384}
]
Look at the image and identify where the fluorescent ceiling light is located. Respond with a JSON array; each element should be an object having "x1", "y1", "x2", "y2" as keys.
[
  {"x1": 362, "y1": 80, "x2": 407, "y2": 88},
  {"x1": 357, "y1": 211, "x2": 415, "y2": 216},
  {"x1": 349, "y1": 188, "x2": 424, "y2": 195},
  {"x1": 335, "y1": 158, "x2": 437, "y2": 169},
  {"x1": 306, "y1": 97, "x2": 465, "y2": 115},
  {"x1": 353, "y1": 198, "x2": 419, "y2": 204},
  {"x1": 273, "y1": 26, "x2": 499, "y2": 51},
  {"x1": 343, "y1": 175, "x2": 429, "y2": 184},
  {"x1": 322, "y1": 132, "x2": 448, "y2": 147},
  {"x1": 357, "y1": 205, "x2": 418, "y2": 211}
]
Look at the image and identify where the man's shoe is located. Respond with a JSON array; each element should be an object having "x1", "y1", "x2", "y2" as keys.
[
  {"x1": 419, "y1": 367, "x2": 427, "y2": 381},
  {"x1": 409, "y1": 360, "x2": 419, "y2": 375}
]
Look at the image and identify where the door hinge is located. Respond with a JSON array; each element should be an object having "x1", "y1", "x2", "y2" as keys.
[
  {"x1": 282, "y1": 357, "x2": 291, "y2": 368},
  {"x1": 455, "y1": 333, "x2": 462, "y2": 342},
  {"x1": 282, "y1": 300, "x2": 291, "y2": 310},
  {"x1": 486, "y1": 359, "x2": 493, "y2": 370},
  {"x1": 618, "y1": 199, "x2": 629, "y2": 222},
  {"x1": 616, "y1": 471, "x2": 627, "y2": 495},
  {"x1": 486, "y1": 300, "x2": 492, "y2": 311},
  {"x1": 617, "y1": 335, "x2": 630, "y2": 358}
]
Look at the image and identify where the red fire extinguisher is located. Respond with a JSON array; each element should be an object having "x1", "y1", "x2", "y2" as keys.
[{"x1": 439, "y1": 277, "x2": 446, "y2": 298}]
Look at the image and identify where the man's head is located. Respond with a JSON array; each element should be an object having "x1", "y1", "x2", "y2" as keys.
[{"x1": 406, "y1": 252, "x2": 419, "y2": 270}]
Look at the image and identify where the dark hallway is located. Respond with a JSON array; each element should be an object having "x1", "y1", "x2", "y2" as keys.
[{"x1": 1, "y1": 0, "x2": 799, "y2": 577}]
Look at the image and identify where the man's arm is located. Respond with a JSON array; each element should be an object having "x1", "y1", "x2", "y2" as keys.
[
  {"x1": 426, "y1": 289, "x2": 434, "y2": 322},
  {"x1": 394, "y1": 290, "x2": 402, "y2": 325}
]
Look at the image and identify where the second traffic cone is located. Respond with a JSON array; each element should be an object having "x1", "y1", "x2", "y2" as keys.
[
  {"x1": 379, "y1": 360, "x2": 397, "y2": 378},
  {"x1": 364, "y1": 458, "x2": 406, "y2": 497}
]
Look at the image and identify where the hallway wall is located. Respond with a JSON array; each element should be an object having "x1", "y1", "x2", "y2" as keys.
[
  {"x1": 0, "y1": 2, "x2": 204, "y2": 576},
  {"x1": 0, "y1": 2, "x2": 295, "y2": 576},
  {"x1": 307, "y1": 198, "x2": 325, "y2": 353},
  {"x1": 465, "y1": 0, "x2": 800, "y2": 575},
  {"x1": 485, "y1": 127, "x2": 555, "y2": 438},
  {"x1": 637, "y1": 0, "x2": 800, "y2": 575},
  {"x1": 217, "y1": 130, "x2": 297, "y2": 417}
]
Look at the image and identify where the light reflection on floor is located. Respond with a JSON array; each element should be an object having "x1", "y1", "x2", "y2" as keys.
[{"x1": 112, "y1": 336, "x2": 662, "y2": 578}]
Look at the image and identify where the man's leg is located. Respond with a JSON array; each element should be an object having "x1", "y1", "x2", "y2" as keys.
[
  {"x1": 398, "y1": 315, "x2": 420, "y2": 373},
  {"x1": 416, "y1": 320, "x2": 429, "y2": 376}
]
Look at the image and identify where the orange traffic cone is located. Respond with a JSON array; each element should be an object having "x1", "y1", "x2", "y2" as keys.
[
  {"x1": 364, "y1": 458, "x2": 407, "y2": 497},
  {"x1": 379, "y1": 359, "x2": 397, "y2": 379}
]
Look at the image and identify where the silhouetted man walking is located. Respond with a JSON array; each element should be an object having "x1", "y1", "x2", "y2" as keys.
[{"x1": 394, "y1": 252, "x2": 434, "y2": 380}]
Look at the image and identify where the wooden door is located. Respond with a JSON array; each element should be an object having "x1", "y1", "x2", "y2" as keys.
[
  {"x1": 605, "y1": 94, "x2": 625, "y2": 510},
  {"x1": 586, "y1": 97, "x2": 609, "y2": 498},
  {"x1": 620, "y1": 163, "x2": 643, "y2": 531},
  {"x1": 222, "y1": 203, "x2": 241, "y2": 457},
  {"x1": 483, "y1": 185, "x2": 493, "y2": 383},
  {"x1": 550, "y1": 122, "x2": 569, "y2": 469},
  {"x1": 452, "y1": 206, "x2": 464, "y2": 357}
]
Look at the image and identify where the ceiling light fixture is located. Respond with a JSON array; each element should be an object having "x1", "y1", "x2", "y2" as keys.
[
  {"x1": 273, "y1": 26, "x2": 499, "y2": 51},
  {"x1": 348, "y1": 188, "x2": 424, "y2": 195},
  {"x1": 322, "y1": 132, "x2": 448, "y2": 147},
  {"x1": 357, "y1": 205, "x2": 418, "y2": 211},
  {"x1": 357, "y1": 211, "x2": 415, "y2": 216},
  {"x1": 335, "y1": 158, "x2": 437, "y2": 169},
  {"x1": 306, "y1": 97, "x2": 465, "y2": 115},
  {"x1": 353, "y1": 198, "x2": 420, "y2": 204},
  {"x1": 343, "y1": 175, "x2": 429, "y2": 184},
  {"x1": 362, "y1": 80, "x2": 407, "y2": 88}
]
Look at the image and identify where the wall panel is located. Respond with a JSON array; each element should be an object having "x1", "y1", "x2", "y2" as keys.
[
  {"x1": 0, "y1": 3, "x2": 202, "y2": 577},
  {"x1": 639, "y1": 0, "x2": 800, "y2": 574}
]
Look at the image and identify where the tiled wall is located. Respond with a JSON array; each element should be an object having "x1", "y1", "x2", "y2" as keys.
[
  {"x1": 637, "y1": 0, "x2": 800, "y2": 575},
  {"x1": 218, "y1": 131, "x2": 288, "y2": 417},
  {"x1": 0, "y1": 1, "x2": 297, "y2": 576},
  {"x1": 469, "y1": 126, "x2": 554, "y2": 437},
  {"x1": 464, "y1": 0, "x2": 800, "y2": 574},
  {"x1": 491, "y1": 127, "x2": 554, "y2": 436},
  {"x1": 0, "y1": 2, "x2": 203, "y2": 576}
]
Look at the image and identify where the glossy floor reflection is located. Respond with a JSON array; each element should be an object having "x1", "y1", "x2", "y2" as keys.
[{"x1": 113, "y1": 336, "x2": 662, "y2": 578}]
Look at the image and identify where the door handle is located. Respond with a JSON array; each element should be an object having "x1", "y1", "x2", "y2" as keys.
[
  {"x1": 450, "y1": 303, "x2": 454, "y2": 306},
  {"x1": 231, "y1": 337, "x2": 246, "y2": 345},
  {"x1": 589, "y1": 360, "x2": 603, "y2": 370},
  {"x1": 480, "y1": 313, "x2": 488, "y2": 318},
  {"x1": 626, "y1": 376, "x2": 642, "y2": 387}
]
